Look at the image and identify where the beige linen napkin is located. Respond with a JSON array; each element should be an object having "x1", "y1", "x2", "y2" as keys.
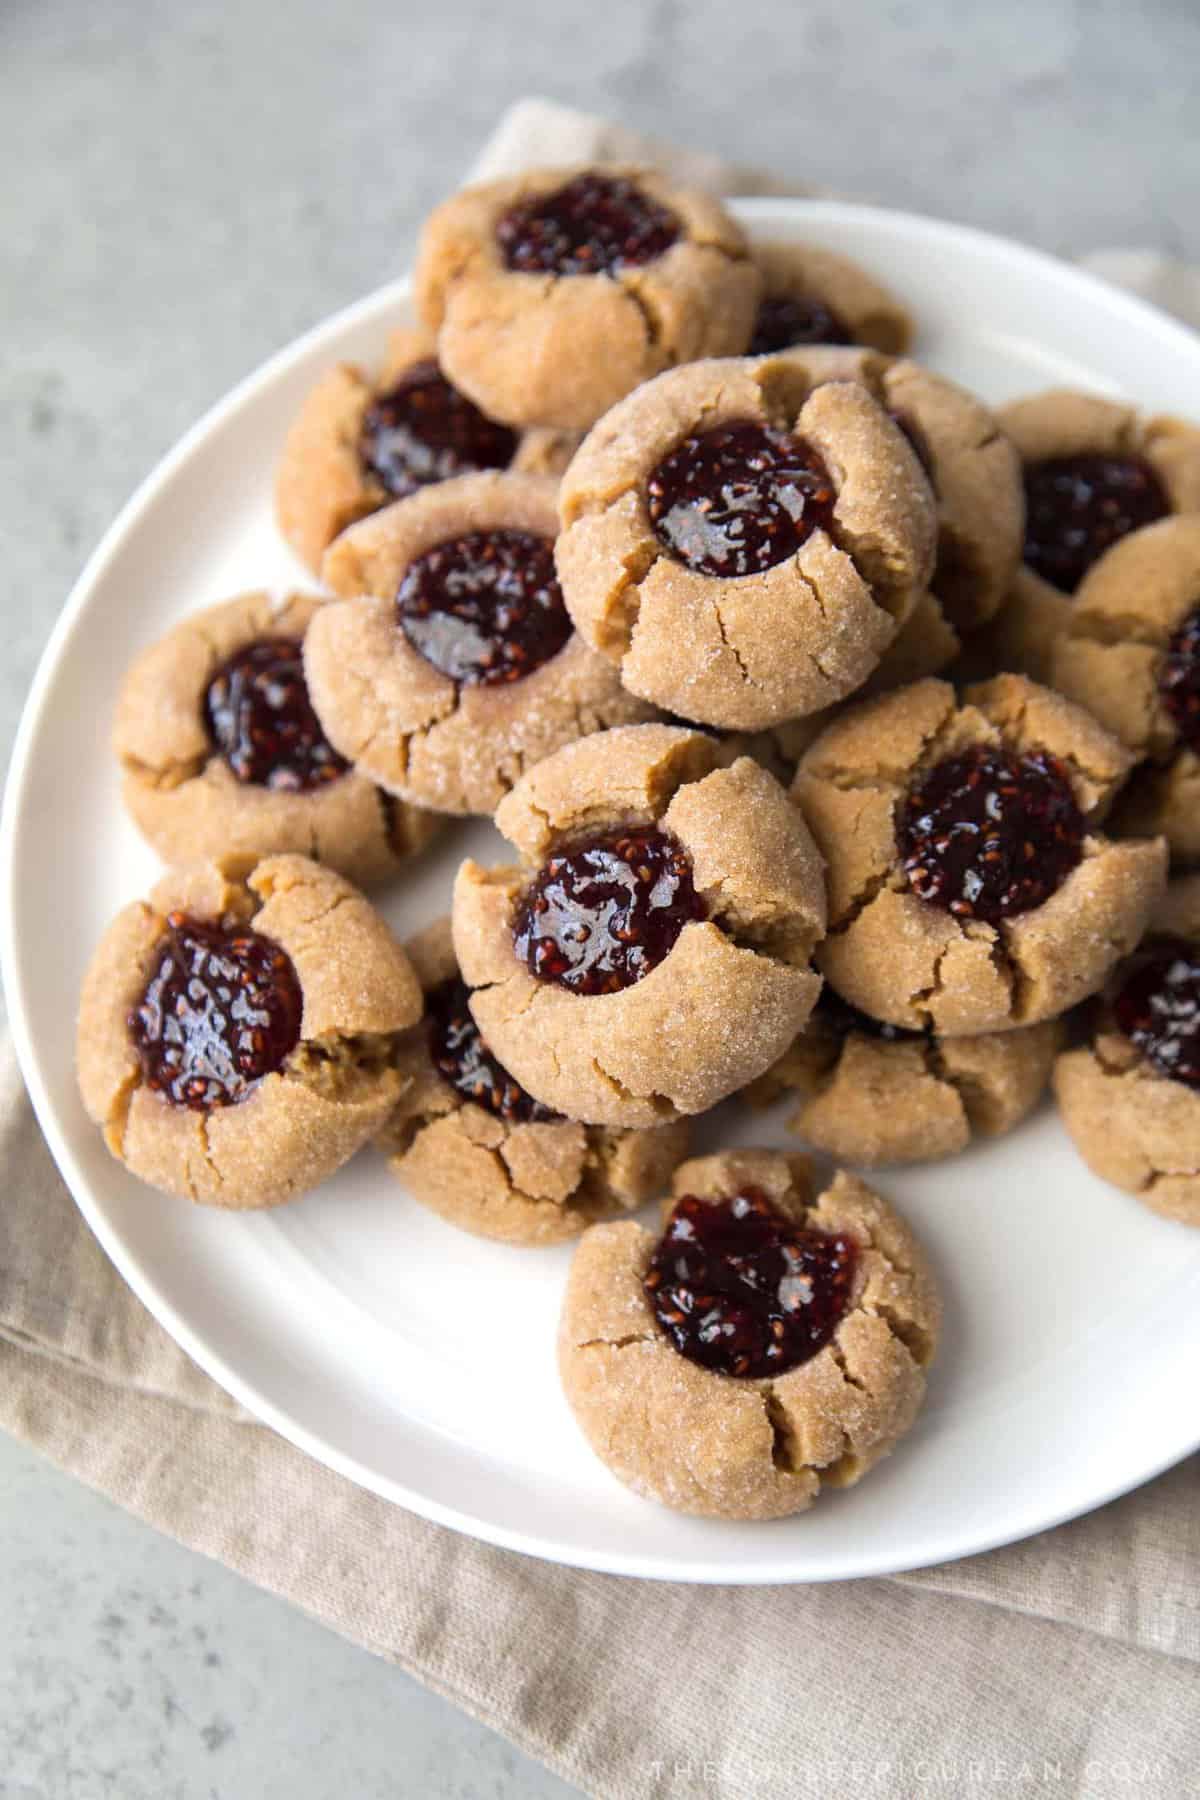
[{"x1": 5, "y1": 98, "x2": 1200, "y2": 1800}]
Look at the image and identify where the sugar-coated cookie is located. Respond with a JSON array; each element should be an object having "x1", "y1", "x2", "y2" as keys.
[
  {"x1": 76, "y1": 855, "x2": 421, "y2": 1208},
  {"x1": 558, "y1": 1148, "x2": 940, "y2": 1519},
  {"x1": 452, "y1": 724, "x2": 826, "y2": 1126}
]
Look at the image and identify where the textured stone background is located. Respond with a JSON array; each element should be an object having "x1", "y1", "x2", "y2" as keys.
[{"x1": 2, "y1": 0, "x2": 1197, "y2": 1792}]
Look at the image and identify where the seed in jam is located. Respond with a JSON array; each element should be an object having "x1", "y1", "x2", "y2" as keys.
[
  {"x1": 359, "y1": 360, "x2": 517, "y2": 501},
  {"x1": 817, "y1": 986, "x2": 915, "y2": 1044},
  {"x1": 749, "y1": 294, "x2": 854, "y2": 355},
  {"x1": 1158, "y1": 606, "x2": 1200, "y2": 754},
  {"x1": 496, "y1": 172, "x2": 679, "y2": 276},
  {"x1": 897, "y1": 742, "x2": 1085, "y2": 924},
  {"x1": 1022, "y1": 454, "x2": 1169, "y2": 593},
  {"x1": 1113, "y1": 937, "x2": 1200, "y2": 1088},
  {"x1": 646, "y1": 420, "x2": 837, "y2": 578},
  {"x1": 645, "y1": 1188, "x2": 857, "y2": 1379},
  {"x1": 129, "y1": 913, "x2": 303, "y2": 1110},
  {"x1": 512, "y1": 827, "x2": 706, "y2": 995},
  {"x1": 203, "y1": 638, "x2": 350, "y2": 792},
  {"x1": 427, "y1": 978, "x2": 559, "y2": 1122},
  {"x1": 395, "y1": 528, "x2": 571, "y2": 686}
]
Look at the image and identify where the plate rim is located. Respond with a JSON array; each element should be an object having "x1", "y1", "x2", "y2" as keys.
[{"x1": 6, "y1": 195, "x2": 1200, "y2": 1585}]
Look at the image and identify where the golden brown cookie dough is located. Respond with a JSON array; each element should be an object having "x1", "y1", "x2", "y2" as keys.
[
  {"x1": 793, "y1": 674, "x2": 1167, "y2": 1034},
  {"x1": 114, "y1": 590, "x2": 441, "y2": 885},
  {"x1": 966, "y1": 390, "x2": 1200, "y2": 682},
  {"x1": 378, "y1": 918, "x2": 690, "y2": 1246},
  {"x1": 414, "y1": 166, "x2": 760, "y2": 432},
  {"x1": 1051, "y1": 516, "x2": 1200, "y2": 863},
  {"x1": 275, "y1": 323, "x2": 575, "y2": 574},
  {"x1": 76, "y1": 854, "x2": 421, "y2": 1209},
  {"x1": 748, "y1": 240, "x2": 913, "y2": 356},
  {"x1": 746, "y1": 990, "x2": 1062, "y2": 1166},
  {"x1": 556, "y1": 353, "x2": 936, "y2": 729},
  {"x1": 1055, "y1": 878, "x2": 1200, "y2": 1225},
  {"x1": 452, "y1": 724, "x2": 827, "y2": 1127},
  {"x1": 307, "y1": 471, "x2": 655, "y2": 816},
  {"x1": 558, "y1": 1148, "x2": 940, "y2": 1519}
]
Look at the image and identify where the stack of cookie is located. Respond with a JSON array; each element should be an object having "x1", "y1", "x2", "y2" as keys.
[{"x1": 77, "y1": 164, "x2": 1200, "y2": 1522}]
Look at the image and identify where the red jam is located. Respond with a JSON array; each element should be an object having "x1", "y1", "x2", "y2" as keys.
[
  {"x1": 645, "y1": 1188, "x2": 857, "y2": 1379},
  {"x1": 395, "y1": 528, "x2": 571, "y2": 686},
  {"x1": 898, "y1": 743, "x2": 1084, "y2": 924},
  {"x1": 1113, "y1": 938, "x2": 1200, "y2": 1088},
  {"x1": 1022, "y1": 454, "x2": 1168, "y2": 593},
  {"x1": 1159, "y1": 607, "x2": 1200, "y2": 754},
  {"x1": 646, "y1": 420, "x2": 837, "y2": 577},
  {"x1": 359, "y1": 360, "x2": 517, "y2": 500},
  {"x1": 512, "y1": 827, "x2": 705, "y2": 995},
  {"x1": 203, "y1": 638, "x2": 350, "y2": 792},
  {"x1": 817, "y1": 987, "x2": 916, "y2": 1044},
  {"x1": 427, "y1": 978, "x2": 559, "y2": 1122},
  {"x1": 129, "y1": 914, "x2": 302, "y2": 1109},
  {"x1": 749, "y1": 294, "x2": 854, "y2": 354},
  {"x1": 496, "y1": 172, "x2": 679, "y2": 276}
]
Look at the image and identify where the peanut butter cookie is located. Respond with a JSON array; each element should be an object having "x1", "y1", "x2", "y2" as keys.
[
  {"x1": 378, "y1": 918, "x2": 689, "y2": 1246},
  {"x1": 452, "y1": 724, "x2": 826, "y2": 1127},
  {"x1": 1051, "y1": 516, "x2": 1200, "y2": 863},
  {"x1": 748, "y1": 240, "x2": 913, "y2": 356},
  {"x1": 746, "y1": 988, "x2": 1062, "y2": 1166},
  {"x1": 793, "y1": 674, "x2": 1167, "y2": 1034},
  {"x1": 966, "y1": 390, "x2": 1200, "y2": 681},
  {"x1": 307, "y1": 471, "x2": 654, "y2": 816},
  {"x1": 1055, "y1": 879, "x2": 1200, "y2": 1225},
  {"x1": 76, "y1": 855, "x2": 421, "y2": 1208},
  {"x1": 556, "y1": 353, "x2": 936, "y2": 729},
  {"x1": 414, "y1": 166, "x2": 760, "y2": 432},
  {"x1": 114, "y1": 590, "x2": 440, "y2": 885},
  {"x1": 558, "y1": 1148, "x2": 940, "y2": 1519},
  {"x1": 275, "y1": 323, "x2": 575, "y2": 573}
]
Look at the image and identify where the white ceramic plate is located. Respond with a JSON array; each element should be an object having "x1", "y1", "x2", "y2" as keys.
[{"x1": 6, "y1": 200, "x2": 1200, "y2": 1584}]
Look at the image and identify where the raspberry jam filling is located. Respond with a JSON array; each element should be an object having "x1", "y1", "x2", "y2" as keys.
[
  {"x1": 646, "y1": 420, "x2": 837, "y2": 577},
  {"x1": 1113, "y1": 938, "x2": 1200, "y2": 1089},
  {"x1": 395, "y1": 528, "x2": 571, "y2": 686},
  {"x1": 645, "y1": 1188, "x2": 857, "y2": 1379},
  {"x1": 496, "y1": 172, "x2": 679, "y2": 276},
  {"x1": 898, "y1": 743, "x2": 1085, "y2": 924},
  {"x1": 512, "y1": 827, "x2": 706, "y2": 995},
  {"x1": 129, "y1": 913, "x2": 303, "y2": 1110},
  {"x1": 1159, "y1": 607, "x2": 1200, "y2": 754},
  {"x1": 203, "y1": 638, "x2": 350, "y2": 792},
  {"x1": 1022, "y1": 454, "x2": 1169, "y2": 593},
  {"x1": 749, "y1": 295, "x2": 854, "y2": 355},
  {"x1": 359, "y1": 360, "x2": 517, "y2": 500},
  {"x1": 427, "y1": 978, "x2": 559, "y2": 1122}
]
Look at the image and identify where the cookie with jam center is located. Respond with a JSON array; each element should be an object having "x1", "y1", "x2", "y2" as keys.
[
  {"x1": 1055, "y1": 878, "x2": 1200, "y2": 1225},
  {"x1": 306, "y1": 471, "x2": 656, "y2": 816},
  {"x1": 745, "y1": 987, "x2": 1062, "y2": 1166},
  {"x1": 414, "y1": 165, "x2": 761, "y2": 432},
  {"x1": 114, "y1": 590, "x2": 441, "y2": 885},
  {"x1": 450, "y1": 722, "x2": 827, "y2": 1127},
  {"x1": 555, "y1": 351, "x2": 937, "y2": 730},
  {"x1": 961, "y1": 389, "x2": 1200, "y2": 683},
  {"x1": 747, "y1": 239, "x2": 913, "y2": 357},
  {"x1": 558, "y1": 1148, "x2": 940, "y2": 1520},
  {"x1": 275, "y1": 322, "x2": 576, "y2": 574},
  {"x1": 793, "y1": 674, "x2": 1166, "y2": 1035},
  {"x1": 377, "y1": 918, "x2": 690, "y2": 1246},
  {"x1": 1050, "y1": 515, "x2": 1200, "y2": 865},
  {"x1": 76, "y1": 855, "x2": 422, "y2": 1208}
]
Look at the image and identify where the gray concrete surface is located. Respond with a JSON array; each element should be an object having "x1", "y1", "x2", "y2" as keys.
[{"x1": 2, "y1": 0, "x2": 1197, "y2": 1793}]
